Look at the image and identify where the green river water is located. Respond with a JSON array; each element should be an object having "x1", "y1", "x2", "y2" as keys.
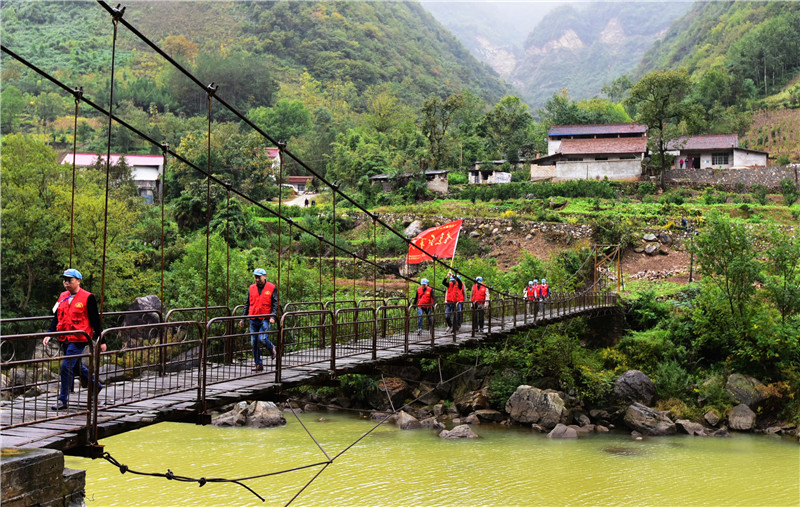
[{"x1": 66, "y1": 414, "x2": 799, "y2": 507}]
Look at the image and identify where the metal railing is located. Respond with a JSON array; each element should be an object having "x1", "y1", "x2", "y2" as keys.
[{"x1": 1, "y1": 292, "x2": 617, "y2": 449}]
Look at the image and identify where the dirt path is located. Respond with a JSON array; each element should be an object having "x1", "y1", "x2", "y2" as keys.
[{"x1": 284, "y1": 193, "x2": 319, "y2": 207}]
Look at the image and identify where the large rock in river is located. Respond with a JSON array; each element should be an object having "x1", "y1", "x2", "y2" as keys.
[
  {"x1": 614, "y1": 370, "x2": 656, "y2": 406},
  {"x1": 505, "y1": 386, "x2": 566, "y2": 429},
  {"x1": 213, "y1": 401, "x2": 286, "y2": 428},
  {"x1": 623, "y1": 402, "x2": 676, "y2": 436},
  {"x1": 439, "y1": 424, "x2": 480, "y2": 439},
  {"x1": 728, "y1": 403, "x2": 756, "y2": 431}
]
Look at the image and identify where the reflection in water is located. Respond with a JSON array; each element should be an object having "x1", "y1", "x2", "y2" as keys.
[{"x1": 66, "y1": 414, "x2": 799, "y2": 507}]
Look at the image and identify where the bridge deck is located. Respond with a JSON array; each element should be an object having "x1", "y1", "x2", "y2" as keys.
[{"x1": 1, "y1": 303, "x2": 616, "y2": 453}]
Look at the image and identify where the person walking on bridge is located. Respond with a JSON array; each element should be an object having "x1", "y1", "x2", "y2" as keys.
[
  {"x1": 241, "y1": 268, "x2": 278, "y2": 372},
  {"x1": 442, "y1": 271, "x2": 463, "y2": 331},
  {"x1": 470, "y1": 276, "x2": 489, "y2": 332},
  {"x1": 524, "y1": 280, "x2": 538, "y2": 313},
  {"x1": 43, "y1": 269, "x2": 106, "y2": 411},
  {"x1": 414, "y1": 278, "x2": 435, "y2": 334}
]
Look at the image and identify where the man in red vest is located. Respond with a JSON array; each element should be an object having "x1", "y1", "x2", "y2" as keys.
[
  {"x1": 241, "y1": 268, "x2": 278, "y2": 372},
  {"x1": 413, "y1": 278, "x2": 435, "y2": 334},
  {"x1": 442, "y1": 271, "x2": 463, "y2": 331},
  {"x1": 470, "y1": 276, "x2": 489, "y2": 332},
  {"x1": 43, "y1": 269, "x2": 105, "y2": 411}
]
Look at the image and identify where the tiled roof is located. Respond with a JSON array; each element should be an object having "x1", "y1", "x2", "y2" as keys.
[
  {"x1": 549, "y1": 123, "x2": 647, "y2": 137},
  {"x1": 287, "y1": 176, "x2": 312, "y2": 183},
  {"x1": 667, "y1": 134, "x2": 738, "y2": 151},
  {"x1": 559, "y1": 137, "x2": 647, "y2": 155}
]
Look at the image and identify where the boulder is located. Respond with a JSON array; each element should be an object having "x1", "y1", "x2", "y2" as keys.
[
  {"x1": 246, "y1": 401, "x2": 286, "y2": 428},
  {"x1": 623, "y1": 403, "x2": 676, "y2": 436},
  {"x1": 728, "y1": 403, "x2": 756, "y2": 431},
  {"x1": 643, "y1": 233, "x2": 658, "y2": 242},
  {"x1": 505, "y1": 386, "x2": 566, "y2": 429},
  {"x1": 455, "y1": 387, "x2": 491, "y2": 415},
  {"x1": 439, "y1": 424, "x2": 480, "y2": 439},
  {"x1": 463, "y1": 413, "x2": 480, "y2": 425},
  {"x1": 644, "y1": 244, "x2": 659, "y2": 256},
  {"x1": 98, "y1": 363, "x2": 131, "y2": 384},
  {"x1": 711, "y1": 427, "x2": 731, "y2": 438},
  {"x1": 725, "y1": 374, "x2": 767, "y2": 408},
  {"x1": 474, "y1": 409, "x2": 504, "y2": 423},
  {"x1": 675, "y1": 419, "x2": 708, "y2": 436},
  {"x1": 704, "y1": 410, "x2": 720, "y2": 427},
  {"x1": 657, "y1": 232, "x2": 672, "y2": 245},
  {"x1": 369, "y1": 377, "x2": 411, "y2": 411},
  {"x1": 213, "y1": 401, "x2": 249, "y2": 427},
  {"x1": 420, "y1": 417, "x2": 445, "y2": 431},
  {"x1": 395, "y1": 410, "x2": 422, "y2": 430},
  {"x1": 614, "y1": 370, "x2": 656, "y2": 406},
  {"x1": 164, "y1": 346, "x2": 200, "y2": 373},
  {"x1": 414, "y1": 382, "x2": 442, "y2": 405},
  {"x1": 404, "y1": 220, "x2": 423, "y2": 238},
  {"x1": 547, "y1": 423, "x2": 578, "y2": 439},
  {"x1": 122, "y1": 295, "x2": 163, "y2": 347},
  {"x1": 370, "y1": 412, "x2": 395, "y2": 423}
]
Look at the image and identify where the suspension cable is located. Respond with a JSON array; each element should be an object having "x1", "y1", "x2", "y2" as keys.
[{"x1": 68, "y1": 87, "x2": 82, "y2": 267}]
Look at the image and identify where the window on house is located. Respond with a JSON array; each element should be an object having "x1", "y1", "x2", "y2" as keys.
[
  {"x1": 567, "y1": 157, "x2": 582, "y2": 161},
  {"x1": 595, "y1": 157, "x2": 608, "y2": 161},
  {"x1": 712, "y1": 153, "x2": 729, "y2": 165},
  {"x1": 619, "y1": 155, "x2": 636, "y2": 160}
]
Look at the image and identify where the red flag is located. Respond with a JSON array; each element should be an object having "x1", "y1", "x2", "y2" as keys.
[{"x1": 406, "y1": 219, "x2": 463, "y2": 264}]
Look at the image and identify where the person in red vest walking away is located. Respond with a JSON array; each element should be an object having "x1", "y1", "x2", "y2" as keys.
[
  {"x1": 414, "y1": 278, "x2": 435, "y2": 334},
  {"x1": 442, "y1": 271, "x2": 463, "y2": 332},
  {"x1": 470, "y1": 276, "x2": 490, "y2": 332},
  {"x1": 43, "y1": 269, "x2": 106, "y2": 411},
  {"x1": 240, "y1": 268, "x2": 278, "y2": 372}
]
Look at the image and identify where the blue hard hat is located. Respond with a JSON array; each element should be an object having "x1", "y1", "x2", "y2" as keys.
[
  {"x1": 533, "y1": 279, "x2": 539, "y2": 283},
  {"x1": 253, "y1": 268, "x2": 267, "y2": 276},
  {"x1": 476, "y1": 276, "x2": 483, "y2": 282},
  {"x1": 61, "y1": 268, "x2": 82, "y2": 280},
  {"x1": 421, "y1": 278, "x2": 429, "y2": 285}
]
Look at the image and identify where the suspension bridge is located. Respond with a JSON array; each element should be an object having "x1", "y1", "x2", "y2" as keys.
[{"x1": 1, "y1": 0, "x2": 622, "y2": 461}]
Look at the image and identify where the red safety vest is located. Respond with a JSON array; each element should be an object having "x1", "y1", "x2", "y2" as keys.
[
  {"x1": 455, "y1": 282, "x2": 465, "y2": 302},
  {"x1": 445, "y1": 280, "x2": 460, "y2": 303},
  {"x1": 249, "y1": 282, "x2": 276, "y2": 316},
  {"x1": 525, "y1": 286, "x2": 537, "y2": 300},
  {"x1": 471, "y1": 284, "x2": 487, "y2": 303},
  {"x1": 540, "y1": 284, "x2": 549, "y2": 298},
  {"x1": 56, "y1": 289, "x2": 93, "y2": 343},
  {"x1": 416, "y1": 285, "x2": 433, "y2": 307}
]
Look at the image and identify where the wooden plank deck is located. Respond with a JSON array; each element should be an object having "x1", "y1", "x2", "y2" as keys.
[{"x1": 1, "y1": 304, "x2": 615, "y2": 453}]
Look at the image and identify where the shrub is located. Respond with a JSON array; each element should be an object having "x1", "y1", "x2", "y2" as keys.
[
  {"x1": 625, "y1": 290, "x2": 671, "y2": 331},
  {"x1": 616, "y1": 328, "x2": 674, "y2": 374},
  {"x1": 780, "y1": 178, "x2": 799, "y2": 206},
  {"x1": 448, "y1": 171, "x2": 468, "y2": 185},
  {"x1": 487, "y1": 369, "x2": 525, "y2": 411},
  {"x1": 637, "y1": 182, "x2": 657, "y2": 199},
  {"x1": 751, "y1": 184, "x2": 769, "y2": 205}
]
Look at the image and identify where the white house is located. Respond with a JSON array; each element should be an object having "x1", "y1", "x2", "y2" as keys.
[
  {"x1": 530, "y1": 123, "x2": 648, "y2": 181},
  {"x1": 60, "y1": 152, "x2": 164, "y2": 203},
  {"x1": 666, "y1": 134, "x2": 768, "y2": 169}
]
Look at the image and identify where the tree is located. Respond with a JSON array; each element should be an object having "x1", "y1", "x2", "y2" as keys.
[
  {"x1": 602, "y1": 75, "x2": 633, "y2": 104},
  {"x1": 419, "y1": 93, "x2": 465, "y2": 172},
  {"x1": 247, "y1": 99, "x2": 312, "y2": 143},
  {"x1": 482, "y1": 96, "x2": 532, "y2": 163},
  {"x1": 1, "y1": 85, "x2": 26, "y2": 132},
  {"x1": 625, "y1": 69, "x2": 700, "y2": 189},
  {"x1": 763, "y1": 226, "x2": 800, "y2": 325}
]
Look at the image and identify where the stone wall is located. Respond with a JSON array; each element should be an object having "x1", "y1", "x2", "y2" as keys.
[
  {"x1": 1, "y1": 447, "x2": 85, "y2": 507},
  {"x1": 665, "y1": 166, "x2": 799, "y2": 190},
  {"x1": 556, "y1": 160, "x2": 641, "y2": 181}
]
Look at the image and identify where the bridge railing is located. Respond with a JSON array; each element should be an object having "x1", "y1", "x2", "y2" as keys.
[
  {"x1": 205, "y1": 313, "x2": 279, "y2": 385},
  {"x1": 278, "y1": 310, "x2": 335, "y2": 382},
  {"x1": 283, "y1": 301, "x2": 324, "y2": 313},
  {"x1": 0, "y1": 316, "x2": 55, "y2": 362},
  {"x1": 93, "y1": 322, "x2": 204, "y2": 422},
  {"x1": 377, "y1": 305, "x2": 409, "y2": 353},
  {"x1": 0, "y1": 330, "x2": 94, "y2": 435},
  {"x1": 334, "y1": 307, "x2": 377, "y2": 360},
  {"x1": 357, "y1": 298, "x2": 385, "y2": 308},
  {"x1": 165, "y1": 306, "x2": 231, "y2": 324}
]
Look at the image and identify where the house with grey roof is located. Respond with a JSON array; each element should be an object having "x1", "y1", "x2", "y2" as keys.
[
  {"x1": 529, "y1": 123, "x2": 648, "y2": 181},
  {"x1": 666, "y1": 134, "x2": 768, "y2": 169}
]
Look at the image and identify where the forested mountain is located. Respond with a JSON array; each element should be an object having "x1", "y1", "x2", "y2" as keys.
[
  {"x1": 1, "y1": 1, "x2": 510, "y2": 113},
  {"x1": 635, "y1": 1, "x2": 800, "y2": 101}
]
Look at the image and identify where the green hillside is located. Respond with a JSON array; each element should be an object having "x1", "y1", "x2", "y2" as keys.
[
  {"x1": 635, "y1": 1, "x2": 800, "y2": 99},
  {"x1": 0, "y1": 1, "x2": 510, "y2": 111}
]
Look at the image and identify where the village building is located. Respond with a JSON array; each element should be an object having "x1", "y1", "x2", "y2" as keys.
[
  {"x1": 468, "y1": 162, "x2": 516, "y2": 185},
  {"x1": 60, "y1": 152, "x2": 164, "y2": 203},
  {"x1": 529, "y1": 123, "x2": 648, "y2": 181},
  {"x1": 369, "y1": 170, "x2": 449, "y2": 193},
  {"x1": 286, "y1": 175, "x2": 313, "y2": 193},
  {"x1": 666, "y1": 134, "x2": 768, "y2": 169}
]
